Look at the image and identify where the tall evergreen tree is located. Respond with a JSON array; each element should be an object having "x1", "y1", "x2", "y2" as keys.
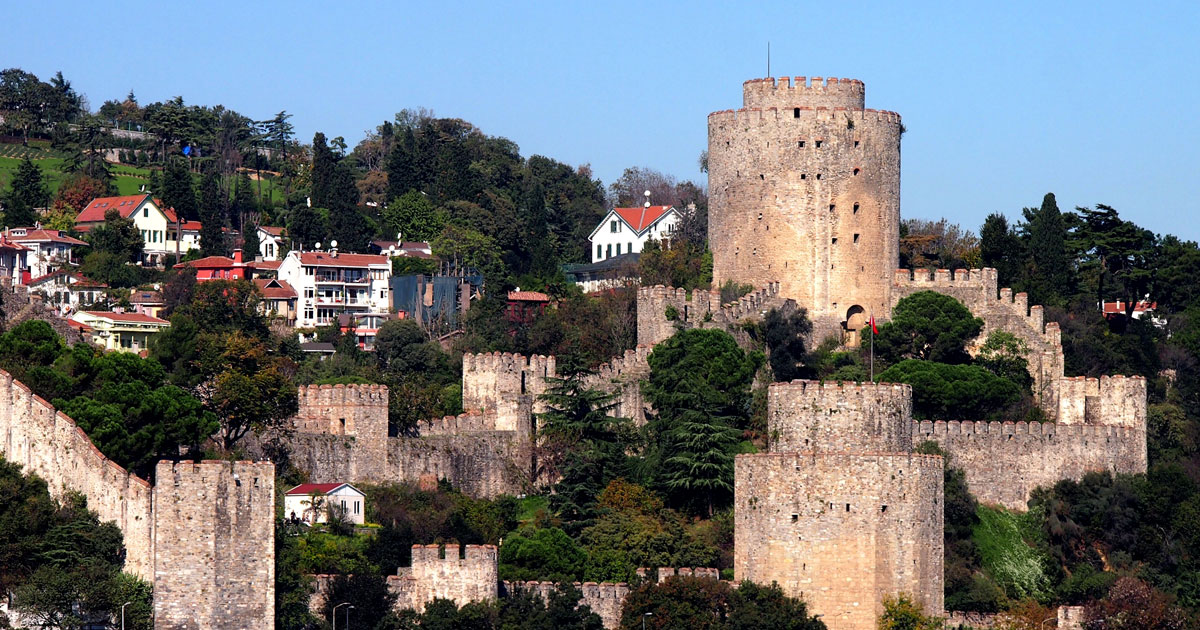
[
  {"x1": 161, "y1": 158, "x2": 198, "y2": 221},
  {"x1": 328, "y1": 162, "x2": 369, "y2": 251},
  {"x1": 4, "y1": 157, "x2": 49, "y2": 226},
  {"x1": 385, "y1": 126, "x2": 418, "y2": 201},
  {"x1": 979, "y1": 213, "x2": 1024, "y2": 288},
  {"x1": 1023, "y1": 193, "x2": 1071, "y2": 306},
  {"x1": 310, "y1": 132, "x2": 335, "y2": 208},
  {"x1": 198, "y1": 171, "x2": 227, "y2": 256}
]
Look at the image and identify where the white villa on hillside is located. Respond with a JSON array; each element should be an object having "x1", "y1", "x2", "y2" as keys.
[
  {"x1": 284, "y1": 483, "x2": 366, "y2": 525},
  {"x1": 75, "y1": 194, "x2": 201, "y2": 266},
  {"x1": 588, "y1": 204, "x2": 680, "y2": 263},
  {"x1": 277, "y1": 249, "x2": 391, "y2": 328},
  {"x1": 7, "y1": 227, "x2": 88, "y2": 279}
]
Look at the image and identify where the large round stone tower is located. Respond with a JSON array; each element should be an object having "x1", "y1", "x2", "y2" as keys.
[{"x1": 708, "y1": 76, "x2": 902, "y2": 340}]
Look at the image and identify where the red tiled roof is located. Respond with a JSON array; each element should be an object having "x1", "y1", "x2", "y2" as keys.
[
  {"x1": 0, "y1": 238, "x2": 30, "y2": 251},
  {"x1": 613, "y1": 205, "x2": 672, "y2": 232},
  {"x1": 174, "y1": 256, "x2": 241, "y2": 269},
  {"x1": 80, "y1": 311, "x2": 169, "y2": 324},
  {"x1": 259, "y1": 226, "x2": 286, "y2": 236},
  {"x1": 299, "y1": 252, "x2": 389, "y2": 268},
  {"x1": 508, "y1": 291, "x2": 550, "y2": 302},
  {"x1": 27, "y1": 270, "x2": 107, "y2": 288},
  {"x1": 180, "y1": 221, "x2": 202, "y2": 231},
  {"x1": 1102, "y1": 301, "x2": 1156, "y2": 314},
  {"x1": 129, "y1": 290, "x2": 163, "y2": 304},
  {"x1": 76, "y1": 195, "x2": 152, "y2": 223},
  {"x1": 254, "y1": 278, "x2": 297, "y2": 299},
  {"x1": 285, "y1": 483, "x2": 353, "y2": 496},
  {"x1": 9, "y1": 229, "x2": 88, "y2": 246},
  {"x1": 250, "y1": 260, "x2": 282, "y2": 271}
]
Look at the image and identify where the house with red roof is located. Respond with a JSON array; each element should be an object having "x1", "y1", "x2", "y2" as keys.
[
  {"x1": 254, "y1": 278, "x2": 298, "y2": 324},
  {"x1": 505, "y1": 290, "x2": 551, "y2": 326},
  {"x1": 277, "y1": 248, "x2": 391, "y2": 328},
  {"x1": 283, "y1": 482, "x2": 365, "y2": 525},
  {"x1": 0, "y1": 234, "x2": 30, "y2": 285},
  {"x1": 256, "y1": 226, "x2": 287, "y2": 261},
  {"x1": 27, "y1": 271, "x2": 107, "y2": 312},
  {"x1": 69, "y1": 310, "x2": 170, "y2": 353},
  {"x1": 75, "y1": 193, "x2": 203, "y2": 266},
  {"x1": 6, "y1": 227, "x2": 88, "y2": 279},
  {"x1": 588, "y1": 203, "x2": 681, "y2": 262},
  {"x1": 173, "y1": 250, "x2": 252, "y2": 281}
]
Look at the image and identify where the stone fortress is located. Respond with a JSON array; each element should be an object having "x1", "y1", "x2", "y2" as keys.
[{"x1": 0, "y1": 76, "x2": 1147, "y2": 630}]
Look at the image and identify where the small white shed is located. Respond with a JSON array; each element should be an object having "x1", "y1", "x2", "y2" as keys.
[{"x1": 284, "y1": 483, "x2": 366, "y2": 525}]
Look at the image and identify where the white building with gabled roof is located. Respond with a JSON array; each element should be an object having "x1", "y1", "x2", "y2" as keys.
[
  {"x1": 588, "y1": 204, "x2": 680, "y2": 263},
  {"x1": 277, "y1": 248, "x2": 391, "y2": 328}
]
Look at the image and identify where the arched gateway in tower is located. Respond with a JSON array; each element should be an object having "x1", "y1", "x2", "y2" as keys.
[{"x1": 707, "y1": 77, "x2": 902, "y2": 341}]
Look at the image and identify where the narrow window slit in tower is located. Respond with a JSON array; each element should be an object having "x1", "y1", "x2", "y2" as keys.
[
  {"x1": 831, "y1": 237, "x2": 838, "y2": 244},
  {"x1": 815, "y1": 140, "x2": 823, "y2": 148},
  {"x1": 854, "y1": 234, "x2": 860, "y2": 243},
  {"x1": 759, "y1": 174, "x2": 764, "y2": 180},
  {"x1": 881, "y1": 505, "x2": 888, "y2": 513},
  {"x1": 846, "y1": 503, "x2": 850, "y2": 512},
  {"x1": 793, "y1": 108, "x2": 800, "y2": 118},
  {"x1": 798, "y1": 140, "x2": 805, "y2": 148},
  {"x1": 853, "y1": 203, "x2": 860, "y2": 214},
  {"x1": 816, "y1": 173, "x2": 822, "y2": 180},
  {"x1": 791, "y1": 514, "x2": 799, "y2": 522},
  {"x1": 800, "y1": 174, "x2": 806, "y2": 180},
  {"x1": 758, "y1": 212, "x2": 762, "y2": 221},
  {"x1": 829, "y1": 204, "x2": 835, "y2": 212},
  {"x1": 853, "y1": 168, "x2": 860, "y2": 176}
]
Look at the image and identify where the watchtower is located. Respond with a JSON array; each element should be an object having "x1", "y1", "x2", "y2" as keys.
[{"x1": 707, "y1": 77, "x2": 902, "y2": 341}]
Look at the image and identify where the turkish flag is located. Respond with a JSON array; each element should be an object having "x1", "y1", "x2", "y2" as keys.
[{"x1": 870, "y1": 315, "x2": 878, "y2": 335}]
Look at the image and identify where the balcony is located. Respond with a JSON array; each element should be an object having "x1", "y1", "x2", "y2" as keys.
[{"x1": 314, "y1": 272, "x2": 369, "y2": 284}]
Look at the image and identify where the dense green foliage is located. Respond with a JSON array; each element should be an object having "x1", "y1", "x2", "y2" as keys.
[
  {"x1": 875, "y1": 291, "x2": 983, "y2": 365},
  {"x1": 618, "y1": 577, "x2": 825, "y2": 630},
  {"x1": 763, "y1": 306, "x2": 814, "y2": 382},
  {"x1": 878, "y1": 359, "x2": 1022, "y2": 420}
]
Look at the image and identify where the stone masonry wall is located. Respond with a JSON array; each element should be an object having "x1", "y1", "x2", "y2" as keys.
[
  {"x1": 390, "y1": 544, "x2": 499, "y2": 613},
  {"x1": 581, "y1": 346, "x2": 653, "y2": 425},
  {"x1": 152, "y1": 460, "x2": 276, "y2": 630},
  {"x1": 914, "y1": 420, "x2": 1147, "y2": 509},
  {"x1": 636, "y1": 282, "x2": 784, "y2": 348},
  {"x1": 463, "y1": 352, "x2": 556, "y2": 427},
  {"x1": 0, "y1": 370, "x2": 155, "y2": 581},
  {"x1": 769, "y1": 380, "x2": 913, "y2": 453},
  {"x1": 735, "y1": 452, "x2": 944, "y2": 630},
  {"x1": 294, "y1": 384, "x2": 389, "y2": 481},
  {"x1": 708, "y1": 77, "x2": 902, "y2": 331}
]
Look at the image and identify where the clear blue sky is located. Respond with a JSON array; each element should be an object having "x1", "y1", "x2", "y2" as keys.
[{"x1": 5, "y1": 1, "x2": 1198, "y2": 239}]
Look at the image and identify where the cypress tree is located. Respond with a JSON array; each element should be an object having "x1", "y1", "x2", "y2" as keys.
[
  {"x1": 1025, "y1": 193, "x2": 1071, "y2": 305},
  {"x1": 198, "y1": 171, "x2": 228, "y2": 256},
  {"x1": 385, "y1": 126, "x2": 418, "y2": 202},
  {"x1": 979, "y1": 213, "x2": 1023, "y2": 288},
  {"x1": 161, "y1": 158, "x2": 198, "y2": 221},
  {"x1": 4, "y1": 158, "x2": 49, "y2": 227},
  {"x1": 310, "y1": 132, "x2": 335, "y2": 208}
]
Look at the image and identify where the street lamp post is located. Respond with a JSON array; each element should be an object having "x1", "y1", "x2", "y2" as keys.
[
  {"x1": 1041, "y1": 616, "x2": 1057, "y2": 630},
  {"x1": 642, "y1": 612, "x2": 653, "y2": 630},
  {"x1": 120, "y1": 601, "x2": 131, "y2": 630},
  {"x1": 346, "y1": 604, "x2": 355, "y2": 629},
  {"x1": 333, "y1": 602, "x2": 351, "y2": 630}
]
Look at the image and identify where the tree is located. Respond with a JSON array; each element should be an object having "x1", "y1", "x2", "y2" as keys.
[
  {"x1": 979, "y1": 213, "x2": 1023, "y2": 287},
  {"x1": 645, "y1": 329, "x2": 762, "y2": 514},
  {"x1": 4, "y1": 157, "x2": 50, "y2": 226},
  {"x1": 86, "y1": 208, "x2": 144, "y2": 262},
  {"x1": 1083, "y1": 577, "x2": 1190, "y2": 630},
  {"x1": 878, "y1": 359, "x2": 1023, "y2": 420},
  {"x1": 241, "y1": 221, "x2": 261, "y2": 260},
  {"x1": 198, "y1": 170, "x2": 228, "y2": 256},
  {"x1": 385, "y1": 190, "x2": 441, "y2": 242},
  {"x1": 875, "y1": 291, "x2": 983, "y2": 365},
  {"x1": 160, "y1": 157, "x2": 198, "y2": 221},
  {"x1": 174, "y1": 279, "x2": 269, "y2": 338},
  {"x1": 618, "y1": 576, "x2": 825, "y2": 630},
  {"x1": 198, "y1": 331, "x2": 299, "y2": 450},
  {"x1": 1022, "y1": 193, "x2": 1071, "y2": 306},
  {"x1": 1072, "y1": 204, "x2": 1157, "y2": 320},
  {"x1": 764, "y1": 306, "x2": 814, "y2": 382},
  {"x1": 498, "y1": 526, "x2": 587, "y2": 582},
  {"x1": 319, "y1": 574, "x2": 397, "y2": 629},
  {"x1": 310, "y1": 132, "x2": 336, "y2": 208},
  {"x1": 287, "y1": 204, "x2": 329, "y2": 248},
  {"x1": 638, "y1": 239, "x2": 713, "y2": 292},
  {"x1": 877, "y1": 594, "x2": 943, "y2": 630}
]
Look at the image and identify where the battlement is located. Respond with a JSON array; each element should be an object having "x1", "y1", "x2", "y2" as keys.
[
  {"x1": 708, "y1": 106, "x2": 902, "y2": 126},
  {"x1": 1055, "y1": 375, "x2": 1147, "y2": 427},
  {"x1": 504, "y1": 580, "x2": 631, "y2": 628},
  {"x1": 743, "y1": 76, "x2": 866, "y2": 109},
  {"x1": 893, "y1": 267, "x2": 997, "y2": 290},
  {"x1": 915, "y1": 417, "x2": 1147, "y2": 509},
  {"x1": 297, "y1": 383, "x2": 389, "y2": 408},
  {"x1": 394, "y1": 543, "x2": 499, "y2": 613},
  {"x1": 416, "y1": 411, "x2": 500, "y2": 435},
  {"x1": 648, "y1": 567, "x2": 721, "y2": 582},
  {"x1": 411, "y1": 543, "x2": 499, "y2": 564},
  {"x1": 768, "y1": 379, "x2": 914, "y2": 454},
  {"x1": 718, "y1": 281, "x2": 781, "y2": 321},
  {"x1": 462, "y1": 351, "x2": 556, "y2": 420},
  {"x1": 589, "y1": 345, "x2": 652, "y2": 383}
]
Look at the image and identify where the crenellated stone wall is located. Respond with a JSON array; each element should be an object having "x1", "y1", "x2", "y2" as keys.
[
  {"x1": 462, "y1": 352, "x2": 556, "y2": 427},
  {"x1": 914, "y1": 419, "x2": 1147, "y2": 509},
  {"x1": 153, "y1": 460, "x2": 275, "y2": 630},
  {"x1": 735, "y1": 452, "x2": 944, "y2": 630},
  {"x1": 391, "y1": 544, "x2": 499, "y2": 612},
  {"x1": 636, "y1": 282, "x2": 785, "y2": 347},
  {"x1": 581, "y1": 345, "x2": 653, "y2": 425},
  {"x1": 768, "y1": 380, "x2": 913, "y2": 453},
  {"x1": 0, "y1": 370, "x2": 155, "y2": 581},
  {"x1": 294, "y1": 384, "x2": 390, "y2": 481}
]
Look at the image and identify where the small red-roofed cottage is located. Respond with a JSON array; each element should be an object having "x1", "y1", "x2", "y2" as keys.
[
  {"x1": 254, "y1": 278, "x2": 298, "y2": 324},
  {"x1": 26, "y1": 271, "x2": 107, "y2": 312},
  {"x1": 588, "y1": 203, "x2": 681, "y2": 262},
  {"x1": 284, "y1": 483, "x2": 366, "y2": 525},
  {"x1": 6, "y1": 227, "x2": 87, "y2": 279},
  {"x1": 174, "y1": 250, "x2": 251, "y2": 281},
  {"x1": 505, "y1": 290, "x2": 550, "y2": 326}
]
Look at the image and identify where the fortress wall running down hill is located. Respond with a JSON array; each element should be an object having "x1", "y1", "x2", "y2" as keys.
[
  {"x1": 914, "y1": 419, "x2": 1147, "y2": 510},
  {"x1": 0, "y1": 370, "x2": 155, "y2": 581},
  {"x1": 391, "y1": 544, "x2": 499, "y2": 613},
  {"x1": 636, "y1": 283, "x2": 784, "y2": 348},
  {"x1": 769, "y1": 380, "x2": 913, "y2": 453}
]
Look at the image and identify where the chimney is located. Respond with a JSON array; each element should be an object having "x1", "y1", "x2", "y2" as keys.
[{"x1": 233, "y1": 250, "x2": 243, "y2": 264}]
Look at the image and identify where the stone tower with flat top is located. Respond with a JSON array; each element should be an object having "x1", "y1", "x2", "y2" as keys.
[{"x1": 708, "y1": 76, "x2": 902, "y2": 341}]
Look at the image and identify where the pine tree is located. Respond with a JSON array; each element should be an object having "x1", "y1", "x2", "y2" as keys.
[
  {"x1": 385, "y1": 126, "x2": 418, "y2": 201},
  {"x1": 328, "y1": 162, "x2": 368, "y2": 252},
  {"x1": 197, "y1": 171, "x2": 227, "y2": 256},
  {"x1": 1024, "y1": 193, "x2": 1071, "y2": 306},
  {"x1": 3, "y1": 158, "x2": 49, "y2": 227}
]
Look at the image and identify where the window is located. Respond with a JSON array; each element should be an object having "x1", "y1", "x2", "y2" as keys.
[
  {"x1": 853, "y1": 203, "x2": 860, "y2": 214},
  {"x1": 144, "y1": 208, "x2": 149, "y2": 217},
  {"x1": 793, "y1": 108, "x2": 800, "y2": 118},
  {"x1": 610, "y1": 220, "x2": 619, "y2": 233},
  {"x1": 379, "y1": 289, "x2": 387, "y2": 299},
  {"x1": 854, "y1": 140, "x2": 860, "y2": 147},
  {"x1": 606, "y1": 244, "x2": 612, "y2": 258},
  {"x1": 800, "y1": 174, "x2": 806, "y2": 180},
  {"x1": 815, "y1": 140, "x2": 823, "y2": 148},
  {"x1": 305, "y1": 266, "x2": 314, "y2": 276},
  {"x1": 616, "y1": 243, "x2": 621, "y2": 255},
  {"x1": 355, "y1": 501, "x2": 360, "y2": 515},
  {"x1": 304, "y1": 307, "x2": 313, "y2": 320},
  {"x1": 854, "y1": 234, "x2": 860, "y2": 243},
  {"x1": 816, "y1": 174, "x2": 822, "y2": 180},
  {"x1": 829, "y1": 204, "x2": 835, "y2": 212},
  {"x1": 853, "y1": 168, "x2": 860, "y2": 176},
  {"x1": 832, "y1": 237, "x2": 838, "y2": 244},
  {"x1": 304, "y1": 289, "x2": 314, "y2": 298},
  {"x1": 627, "y1": 242, "x2": 632, "y2": 253},
  {"x1": 597, "y1": 245, "x2": 602, "y2": 259},
  {"x1": 798, "y1": 140, "x2": 805, "y2": 148}
]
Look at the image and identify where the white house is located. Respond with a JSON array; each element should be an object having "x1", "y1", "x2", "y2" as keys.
[
  {"x1": 7, "y1": 227, "x2": 88, "y2": 279},
  {"x1": 0, "y1": 235, "x2": 29, "y2": 284},
  {"x1": 258, "y1": 226, "x2": 286, "y2": 261},
  {"x1": 277, "y1": 248, "x2": 391, "y2": 328},
  {"x1": 284, "y1": 483, "x2": 366, "y2": 525},
  {"x1": 27, "y1": 271, "x2": 107, "y2": 313},
  {"x1": 588, "y1": 204, "x2": 681, "y2": 263},
  {"x1": 75, "y1": 194, "x2": 201, "y2": 266},
  {"x1": 69, "y1": 310, "x2": 170, "y2": 353}
]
